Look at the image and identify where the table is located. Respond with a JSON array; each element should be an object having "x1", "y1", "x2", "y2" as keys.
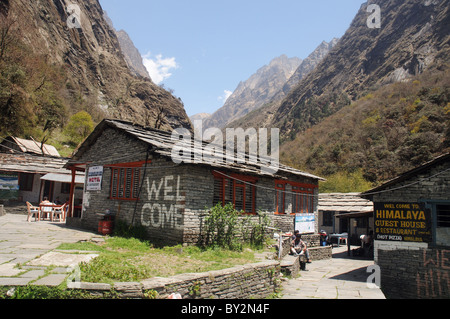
[
  {"x1": 329, "y1": 233, "x2": 348, "y2": 247},
  {"x1": 39, "y1": 204, "x2": 67, "y2": 222}
]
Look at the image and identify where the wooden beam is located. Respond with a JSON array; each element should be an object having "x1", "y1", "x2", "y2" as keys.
[{"x1": 68, "y1": 167, "x2": 76, "y2": 219}]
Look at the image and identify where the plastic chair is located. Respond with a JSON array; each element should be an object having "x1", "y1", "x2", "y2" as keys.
[
  {"x1": 26, "y1": 202, "x2": 40, "y2": 222},
  {"x1": 52, "y1": 204, "x2": 67, "y2": 222},
  {"x1": 340, "y1": 233, "x2": 348, "y2": 246},
  {"x1": 40, "y1": 205, "x2": 53, "y2": 220}
]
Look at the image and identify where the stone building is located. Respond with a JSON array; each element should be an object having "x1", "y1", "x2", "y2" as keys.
[
  {"x1": 363, "y1": 152, "x2": 450, "y2": 299},
  {"x1": 65, "y1": 119, "x2": 324, "y2": 246},
  {"x1": 318, "y1": 193, "x2": 373, "y2": 242},
  {"x1": 0, "y1": 152, "x2": 84, "y2": 210}
]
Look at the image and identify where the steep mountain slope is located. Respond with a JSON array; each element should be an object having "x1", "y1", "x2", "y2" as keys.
[
  {"x1": 203, "y1": 55, "x2": 302, "y2": 129},
  {"x1": 3, "y1": 0, "x2": 191, "y2": 131},
  {"x1": 271, "y1": 39, "x2": 339, "y2": 103},
  {"x1": 103, "y1": 11, "x2": 151, "y2": 80},
  {"x1": 115, "y1": 29, "x2": 151, "y2": 79},
  {"x1": 231, "y1": 0, "x2": 449, "y2": 139},
  {"x1": 275, "y1": 0, "x2": 450, "y2": 135},
  {"x1": 281, "y1": 67, "x2": 450, "y2": 186},
  {"x1": 190, "y1": 113, "x2": 212, "y2": 123}
]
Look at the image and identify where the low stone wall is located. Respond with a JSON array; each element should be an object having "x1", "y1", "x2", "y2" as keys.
[
  {"x1": 69, "y1": 260, "x2": 281, "y2": 299},
  {"x1": 276, "y1": 236, "x2": 331, "y2": 260},
  {"x1": 309, "y1": 246, "x2": 332, "y2": 260}
]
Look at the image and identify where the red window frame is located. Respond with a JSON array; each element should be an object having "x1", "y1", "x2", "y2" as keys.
[
  {"x1": 108, "y1": 161, "x2": 150, "y2": 201},
  {"x1": 212, "y1": 171, "x2": 257, "y2": 214},
  {"x1": 275, "y1": 180, "x2": 317, "y2": 215}
]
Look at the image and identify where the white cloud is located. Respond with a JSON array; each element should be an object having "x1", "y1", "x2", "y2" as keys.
[
  {"x1": 218, "y1": 90, "x2": 233, "y2": 103},
  {"x1": 142, "y1": 52, "x2": 178, "y2": 85}
]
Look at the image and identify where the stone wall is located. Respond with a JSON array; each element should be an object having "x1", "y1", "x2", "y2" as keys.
[
  {"x1": 69, "y1": 260, "x2": 281, "y2": 299},
  {"x1": 377, "y1": 247, "x2": 450, "y2": 299}
]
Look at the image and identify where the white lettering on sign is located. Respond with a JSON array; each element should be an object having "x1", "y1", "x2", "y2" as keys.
[{"x1": 141, "y1": 175, "x2": 185, "y2": 229}]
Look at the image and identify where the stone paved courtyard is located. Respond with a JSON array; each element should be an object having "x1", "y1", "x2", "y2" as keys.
[
  {"x1": 0, "y1": 213, "x2": 385, "y2": 299},
  {"x1": 281, "y1": 246, "x2": 386, "y2": 299}
]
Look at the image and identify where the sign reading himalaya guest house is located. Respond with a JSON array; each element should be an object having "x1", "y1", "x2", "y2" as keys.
[{"x1": 374, "y1": 202, "x2": 432, "y2": 243}]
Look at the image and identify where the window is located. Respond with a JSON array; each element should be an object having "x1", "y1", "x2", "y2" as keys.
[
  {"x1": 425, "y1": 202, "x2": 450, "y2": 247},
  {"x1": 437, "y1": 205, "x2": 450, "y2": 228},
  {"x1": 436, "y1": 204, "x2": 450, "y2": 246},
  {"x1": 109, "y1": 161, "x2": 147, "y2": 201},
  {"x1": 213, "y1": 171, "x2": 257, "y2": 214},
  {"x1": 19, "y1": 173, "x2": 33, "y2": 192},
  {"x1": 61, "y1": 183, "x2": 71, "y2": 194},
  {"x1": 276, "y1": 181, "x2": 316, "y2": 215},
  {"x1": 323, "y1": 211, "x2": 334, "y2": 227}
]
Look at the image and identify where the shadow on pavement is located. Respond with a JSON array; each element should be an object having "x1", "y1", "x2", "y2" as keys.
[{"x1": 328, "y1": 266, "x2": 369, "y2": 283}]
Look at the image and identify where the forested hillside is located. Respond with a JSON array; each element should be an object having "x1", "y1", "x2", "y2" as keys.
[
  {"x1": 0, "y1": 0, "x2": 191, "y2": 157},
  {"x1": 281, "y1": 67, "x2": 450, "y2": 191}
]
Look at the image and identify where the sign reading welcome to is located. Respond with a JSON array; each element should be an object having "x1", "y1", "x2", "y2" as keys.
[{"x1": 374, "y1": 202, "x2": 432, "y2": 243}]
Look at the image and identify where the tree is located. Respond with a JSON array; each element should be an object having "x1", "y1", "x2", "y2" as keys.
[{"x1": 63, "y1": 111, "x2": 94, "y2": 146}]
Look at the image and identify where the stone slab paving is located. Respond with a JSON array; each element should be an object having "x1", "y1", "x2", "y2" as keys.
[
  {"x1": 281, "y1": 246, "x2": 386, "y2": 299},
  {"x1": 1, "y1": 213, "x2": 386, "y2": 299},
  {"x1": 0, "y1": 214, "x2": 101, "y2": 287}
]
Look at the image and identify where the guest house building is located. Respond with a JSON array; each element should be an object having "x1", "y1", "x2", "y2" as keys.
[
  {"x1": 363, "y1": 152, "x2": 450, "y2": 299},
  {"x1": 65, "y1": 119, "x2": 325, "y2": 246}
]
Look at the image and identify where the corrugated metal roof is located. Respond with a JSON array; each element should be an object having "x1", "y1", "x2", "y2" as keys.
[{"x1": 1, "y1": 137, "x2": 61, "y2": 157}]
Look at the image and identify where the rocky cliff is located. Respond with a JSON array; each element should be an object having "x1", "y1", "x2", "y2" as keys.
[
  {"x1": 103, "y1": 11, "x2": 151, "y2": 80},
  {"x1": 270, "y1": 38, "x2": 339, "y2": 105},
  {"x1": 4, "y1": 0, "x2": 191, "y2": 131},
  {"x1": 229, "y1": 0, "x2": 449, "y2": 138},
  {"x1": 203, "y1": 55, "x2": 302, "y2": 129}
]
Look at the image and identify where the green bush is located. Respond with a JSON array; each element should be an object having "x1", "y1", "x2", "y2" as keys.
[{"x1": 202, "y1": 203, "x2": 272, "y2": 251}]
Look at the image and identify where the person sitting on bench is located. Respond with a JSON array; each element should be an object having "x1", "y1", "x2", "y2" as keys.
[{"x1": 291, "y1": 233, "x2": 311, "y2": 263}]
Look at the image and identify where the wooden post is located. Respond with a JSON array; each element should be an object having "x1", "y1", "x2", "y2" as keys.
[
  {"x1": 68, "y1": 167, "x2": 76, "y2": 219},
  {"x1": 347, "y1": 217, "x2": 352, "y2": 257}
]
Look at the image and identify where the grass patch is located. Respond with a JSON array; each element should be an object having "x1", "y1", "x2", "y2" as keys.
[{"x1": 57, "y1": 237, "x2": 260, "y2": 284}]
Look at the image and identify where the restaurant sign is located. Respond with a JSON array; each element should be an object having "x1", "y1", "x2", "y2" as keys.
[
  {"x1": 374, "y1": 202, "x2": 432, "y2": 243},
  {"x1": 86, "y1": 166, "x2": 104, "y2": 191}
]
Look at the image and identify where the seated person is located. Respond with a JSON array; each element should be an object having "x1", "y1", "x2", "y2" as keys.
[
  {"x1": 40, "y1": 197, "x2": 51, "y2": 205},
  {"x1": 291, "y1": 233, "x2": 311, "y2": 263},
  {"x1": 40, "y1": 197, "x2": 53, "y2": 219}
]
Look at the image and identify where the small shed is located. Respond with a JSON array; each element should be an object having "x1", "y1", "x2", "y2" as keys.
[
  {"x1": 318, "y1": 193, "x2": 373, "y2": 235},
  {"x1": 0, "y1": 153, "x2": 84, "y2": 208},
  {"x1": 318, "y1": 193, "x2": 373, "y2": 252}
]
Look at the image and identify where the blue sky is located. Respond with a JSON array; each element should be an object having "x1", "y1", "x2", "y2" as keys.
[{"x1": 99, "y1": 0, "x2": 365, "y2": 117}]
